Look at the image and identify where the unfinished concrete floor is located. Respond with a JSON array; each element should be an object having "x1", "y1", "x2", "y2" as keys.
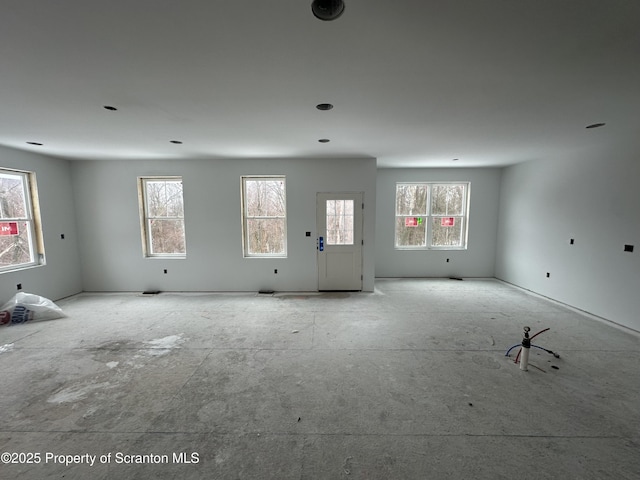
[{"x1": 1, "y1": 278, "x2": 639, "y2": 479}]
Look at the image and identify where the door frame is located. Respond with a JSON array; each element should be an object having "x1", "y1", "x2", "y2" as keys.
[{"x1": 316, "y1": 191, "x2": 364, "y2": 291}]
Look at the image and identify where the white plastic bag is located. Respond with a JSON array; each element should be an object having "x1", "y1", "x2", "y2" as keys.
[{"x1": 0, "y1": 292, "x2": 66, "y2": 326}]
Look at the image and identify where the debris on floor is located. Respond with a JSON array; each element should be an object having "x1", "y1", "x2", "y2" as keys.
[
  {"x1": 343, "y1": 456, "x2": 354, "y2": 475},
  {"x1": 142, "y1": 334, "x2": 185, "y2": 356},
  {"x1": 0, "y1": 292, "x2": 66, "y2": 326}
]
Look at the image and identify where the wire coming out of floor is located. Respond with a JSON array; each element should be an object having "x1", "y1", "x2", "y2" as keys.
[{"x1": 504, "y1": 327, "x2": 560, "y2": 366}]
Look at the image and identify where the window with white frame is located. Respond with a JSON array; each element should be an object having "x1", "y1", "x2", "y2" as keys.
[
  {"x1": 138, "y1": 177, "x2": 186, "y2": 257},
  {"x1": 0, "y1": 168, "x2": 44, "y2": 272},
  {"x1": 242, "y1": 176, "x2": 287, "y2": 257},
  {"x1": 395, "y1": 182, "x2": 469, "y2": 249}
]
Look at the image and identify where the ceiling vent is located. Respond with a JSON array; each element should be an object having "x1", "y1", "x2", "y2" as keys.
[{"x1": 311, "y1": 0, "x2": 345, "y2": 21}]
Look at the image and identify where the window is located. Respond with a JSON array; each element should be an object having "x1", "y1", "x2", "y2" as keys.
[
  {"x1": 242, "y1": 176, "x2": 287, "y2": 257},
  {"x1": 326, "y1": 199, "x2": 354, "y2": 245},
  {"x1": 395, "y1": 182, "x2": 469, "y2": 249},
  {"x1": 138, "y1": 177, "x2": 186, "y2": 257},
  {"x1": 0, "y1": 168, "x2": 44, "y2": 272}
]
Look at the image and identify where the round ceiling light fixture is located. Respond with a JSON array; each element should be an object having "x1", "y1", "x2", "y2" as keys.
[
  {"x1": 585, "y1": 122, "x2": 605, "y2": 129},
  {"x1": 311, "y1": 0, "x2": 345, "y2": 21},
  {"x1": 316, "y1": 103, "x2": 334, "y2": 111},
  {"x1": 318, "y1": 138, "x2": 331, "y2": 143}
]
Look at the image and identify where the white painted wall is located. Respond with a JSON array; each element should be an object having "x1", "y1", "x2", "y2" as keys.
[
  {"x1": 496, "y1": 153, "x2": 640, "y2": 331},
  {"x1": 0, "y1": 146, "x2": 82, "y2": 303},
  {"x1": 71, "y1": 157, "x2": 377, "y2": 292},
  {"x1": 5, "y1": 139, "x2": 636, "y2": 335},
  {"x1": 375, "y1": 168, "x2": 501, "y2": 277}
]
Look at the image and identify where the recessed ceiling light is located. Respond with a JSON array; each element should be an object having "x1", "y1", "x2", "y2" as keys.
[
  {"x1": 311, "y1": 0, "x2": 345, "y2": 21},
  {"x1": 103, "y1": 105, "x2": 118, "y2": 111},
  {"x1": 318, "y1": 138, "x2": 330, "y2": 143},
  {"x1": 585, "y1": 122, "x2": 605, "y2": 129},
  {"x1": 26, "y1": 142, "x2": 43, "y2": 146},
  {"x1": 316, "y1": 103, "x2": 334, "y2": 111},
  {"x1": 452, "y1": 158, "x2": 460, "y2": 161},
  {"x1": 170, "y1": 140, "x2": 183, "y2": 144}
]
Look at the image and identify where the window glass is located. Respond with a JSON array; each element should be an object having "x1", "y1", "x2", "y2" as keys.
[
  {"x1": 326, "y1": 199, "x2": 354, "y2": 245},
  {"x1": 396, "y1": 184, "x2": 427, "y2": 216},
  {"x1": 0, "y1": 169, "x2": 43, "y2": 272},
  {"x1": 242, "y1": 177, "x2": 287, "y2": 256},
  {"x1": 431, "y1": 184, "x2": 465, "y2": 216},
  {"x1": 139, "y1": 177, "x2": 186, "y2": 257},
  {"x1": 395, "y1": 216, "x2": 426, "y2": 247},
  {"x1": 431, "y1": 217, "x2": 464, "y2": 247},
  {"x1": 395, "y1": 182, "x2": 469, "y2": 249}
]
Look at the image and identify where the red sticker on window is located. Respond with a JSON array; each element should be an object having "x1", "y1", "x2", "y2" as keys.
[
  {"x1": 405, "y1": 217, "x2": 422, "y2": 227},
  {"x1": 0, "y1": 222, "x2": 18, "y2": 236},
  {"x1": 441, "y1": 217, "x2": 455, "y2": 227}
]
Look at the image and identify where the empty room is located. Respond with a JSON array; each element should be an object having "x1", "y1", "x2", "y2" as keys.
[{"x1": 1, "y1": 1, "x2": 638, "y2": 479}]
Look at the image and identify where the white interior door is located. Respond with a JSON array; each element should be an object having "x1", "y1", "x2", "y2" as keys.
[{"x1": 317, "y1": 192, "x2": 363, "y2": 291}]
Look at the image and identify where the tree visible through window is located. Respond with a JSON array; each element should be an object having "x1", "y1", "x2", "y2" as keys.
[
  {"x1": 139, "y1": 177, "x2": 186, "y2": 256},
  {"x1": 0, "y1": 168, "x2": 43, "y2": 272},
  {"x1": 242, "y1": 177, "x2": 286, "y2": 256},
  {"x1": 395, "y1": 182, "x2": 469, "y2": 249},
  {"x1": 326, "y1": 199, "x2": 354, "y2": 245}
]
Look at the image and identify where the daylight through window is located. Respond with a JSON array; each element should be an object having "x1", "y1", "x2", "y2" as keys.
[
  {"x1": 395, "y1": 182, "x2": 469, "y2": 249},
  {"x1": 139, "y1": 177, "x2": 186, "y2": 257},
  {"x1": 242, "y1": 176, "x2": 287, "y2": 257},
  {"x1": 326, "y1": 199, "x2": 354, "y2": 245},
  {"x1": 0, "y1": 168, "x2": 44, "y2": 272}
]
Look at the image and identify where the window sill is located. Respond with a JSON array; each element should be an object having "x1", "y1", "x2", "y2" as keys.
[
  {"x1": 394, "y1": 247, "x2": 468, "y2": 251},
  {"x1": 0, "y1": 262, "x2": 45, "y2": 275}
]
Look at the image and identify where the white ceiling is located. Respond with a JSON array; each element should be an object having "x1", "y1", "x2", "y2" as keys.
[{"x1": 1, "y1": 0, "x2": 639, "y2": 167}]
